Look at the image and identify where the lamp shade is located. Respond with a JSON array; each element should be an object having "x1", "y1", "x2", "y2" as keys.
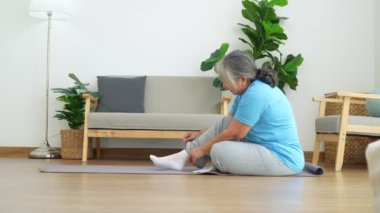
[{"x1": 29, "y1": 0, "x2": 73, "y2": 20}]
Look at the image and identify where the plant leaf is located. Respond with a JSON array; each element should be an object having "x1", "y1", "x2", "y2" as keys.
[
  {"x1": 258, "y1": 2, "x2": 277, "y2": 21},
  {"x1": 56, "y1": 95, "x2": 69, "y2": 103},
  {"x1": 200, "y1": 43, "x2": 230, "y2": 71},
  {"x1": 239, "y1": 38, "x2": 255, "y2": 50},
  {"x1": 242, "y1": 0, "x2": 260, "y2": 22},
  {"x1": 261, "y1": 61, "x2": 273, "y2": 69},
  {"x1": 240, "y1": 27, "x2": 260, "y2": 49},
  {"x1": 275, "y1": 54, "x2": 304, "y2": 92},
  {"x1": 272, "y1": 33, "x2": 287, "y2": 40},
  {"x1": 263, "y1": 40, "x2": 279, "y2": 51},
  {"x1": 262, "y1": 21, "x2": 284, "y2": 37},
  {"x1": 282, "y1": 54, "x2": 304, "y2": 73},
  {"x1": 267, "y1": 0, "x2": 288, "y2": 7},
  {"x1": 212, "y1": 78, "x2": 225, "y2": 90},
  {"x1": 68, "y1": 73, "x2": 82, "y2": 85}
]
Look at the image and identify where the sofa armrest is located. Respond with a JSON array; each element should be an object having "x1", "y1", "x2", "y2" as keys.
[
  {"x1": 221, "y1": 96, "x2": 232, "y2": 116},
  {"x1": 83, "y1": 93, "x2": 99, "y2": 110},
  {"x1": 325, "y1": 91, "x2": 380, "y2": 100},
  {"x1": 82, "y1": 93, "x2": 98, "y2": 162}
]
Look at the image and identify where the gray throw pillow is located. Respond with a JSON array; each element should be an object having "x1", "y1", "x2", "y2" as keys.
[{"x1": 96, "y1": 76, "x2": 147, "y2": 113}]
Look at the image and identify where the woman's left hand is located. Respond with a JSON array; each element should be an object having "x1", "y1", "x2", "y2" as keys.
[{"x1": 188, "y1": 147, "x2": 206, "y2": 165}]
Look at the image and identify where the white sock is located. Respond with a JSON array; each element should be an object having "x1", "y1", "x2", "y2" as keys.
[{"x1": 150, "y1": 150, "x2": 189, "y2": 171}]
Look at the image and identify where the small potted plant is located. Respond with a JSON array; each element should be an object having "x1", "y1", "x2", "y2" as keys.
[{"x1": 52, "y1": 73, "x2": 99, "y2": 159}]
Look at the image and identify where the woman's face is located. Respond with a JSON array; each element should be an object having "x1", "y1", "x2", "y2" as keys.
[{"x1": 223, "y1": 77, "x2": 250, "y2": 95}]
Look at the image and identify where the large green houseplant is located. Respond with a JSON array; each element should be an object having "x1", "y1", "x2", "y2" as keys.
[
  {"x1": 201, "y1": 0, "x2": 303, "y2": 93},
  {"x1": 51, "y1": 73, "x2": 98, "y2": 159}
]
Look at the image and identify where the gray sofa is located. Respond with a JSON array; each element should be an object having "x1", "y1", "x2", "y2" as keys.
[{"x1": 82, "y1": 76, "x2": 231, "y2": 162}]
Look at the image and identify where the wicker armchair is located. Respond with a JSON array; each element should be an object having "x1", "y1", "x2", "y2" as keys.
[{"x1": 312, "y1": 91, "x2": 380, "y2": 171}]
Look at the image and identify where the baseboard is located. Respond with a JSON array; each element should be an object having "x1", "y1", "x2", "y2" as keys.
[
  {"x1": 0, "y1": 147, "x2": 323, "y2": 162},
  {"x1": 304, "y1": 151, "x2": 324, "y2": 162},
  {"x1": 0, "y1": 147, "x2": 36, "y2": 158},
  {"x1": 0, "y1": 147, "x2": 182, "y2": 159}
]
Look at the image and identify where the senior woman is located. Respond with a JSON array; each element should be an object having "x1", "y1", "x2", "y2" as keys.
[{"x1": 150, "y1": 50, "x2": 304, "y2": 176}]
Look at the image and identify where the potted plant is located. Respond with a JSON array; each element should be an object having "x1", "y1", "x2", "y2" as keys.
[
  {"x1": 201, "y1": 0, "x2": 303, "y2": 93},
  {"x1": 52, "y1": 73, "x2": 99, "y2": 159}
]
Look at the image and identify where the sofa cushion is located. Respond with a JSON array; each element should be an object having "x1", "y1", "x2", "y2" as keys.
[
  {"x1": 88, "y1": 112, "x2": 224, "y2": 131},
  {"x1": 144, "y1": 76, "x2": 221, "y2": 114},
  {"x1": 96, "y1": 76, "x2": 147, "y2": 113},
  {"x1": 315, "y1": 115, "x2": 380, "y2": 136}
]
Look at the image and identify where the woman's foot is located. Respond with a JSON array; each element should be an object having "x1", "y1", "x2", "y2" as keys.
[
  {"x1": 194, "y1": 155, "x2": 211, "y2": 168},
  {"x1": 150, "y1": 150, "x2": 189, "y2": 171}
]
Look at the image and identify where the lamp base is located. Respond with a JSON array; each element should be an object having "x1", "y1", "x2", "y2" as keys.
[{"x1": 29, "y1": 143, "x2": 61, "y2": 159}]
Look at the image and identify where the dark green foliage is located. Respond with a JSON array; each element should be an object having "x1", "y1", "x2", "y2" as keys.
[
  {"x1": 200, "y1": 43, "x2": 230, "y2": 72},
  {"x1": 201, "y1": 0, "x2": 304, "y2": 93},
  {"x1": 51, "y1": 73, "x2": 99, "y2": 129},
  {"x1": 200, "y1": 43, "x2": 229, "y2": 90}
]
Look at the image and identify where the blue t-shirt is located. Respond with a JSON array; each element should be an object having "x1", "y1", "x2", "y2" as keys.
[{"x1": 230, "y1": 80, "x2": 304, "y2": 172}]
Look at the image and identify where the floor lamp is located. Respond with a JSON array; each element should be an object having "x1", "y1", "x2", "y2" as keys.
[{"x1": 28, "y1": 0, "x2": 72, "y2": 159}]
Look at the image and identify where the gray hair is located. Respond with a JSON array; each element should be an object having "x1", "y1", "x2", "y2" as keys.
[{"x1": 214, "y1": 50, "x2": 277, "y2": 88}]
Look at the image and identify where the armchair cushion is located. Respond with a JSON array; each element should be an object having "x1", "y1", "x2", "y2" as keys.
[
  {"x1": 96, "y1": 76, "x2": 147, "y2": 113},
  {"x1": 315, "y1": 115, "x2": 380, "y2": 136}
]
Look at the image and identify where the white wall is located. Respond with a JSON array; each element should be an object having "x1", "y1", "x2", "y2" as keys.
[
  {"x1": 281, "y1": 0, "x2": 375, "y2": 150},
  {"x1": 376, "y1": 0, "x2": 380, "y2": 86},
  {"x1": 0, "y1": 0, "x2": 375, "y2": 151}
]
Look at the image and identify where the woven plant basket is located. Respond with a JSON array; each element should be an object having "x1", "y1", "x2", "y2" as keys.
[
  {"x1": 324, "y1": 95, "x2": 377, "y2": 164},
  {"x1": 60, "y1": 129, "x2": 92, "y2": 160}
]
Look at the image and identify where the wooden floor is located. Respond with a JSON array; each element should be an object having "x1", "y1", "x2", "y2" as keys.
[{"x1": 0, "y1": 158, "x2": 373, "y2": 213}]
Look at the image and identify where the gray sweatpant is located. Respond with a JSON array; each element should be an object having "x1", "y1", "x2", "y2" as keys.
[{"x1": 185, "y1": 116, "x2": 297, "y2": 176}]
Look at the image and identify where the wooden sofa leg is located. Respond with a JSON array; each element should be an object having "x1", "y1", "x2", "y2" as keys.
[
  {"x1": 335, "y1": 132, "x2": 347, "y2": 172},
  {"x1": 96, "y1": 138, "x2": 101, "y2": 159},
  {"x1": 82, "y1": 133, "x2": 88, "y2": 163},
  {"x1": 312, "y1": 135, "x2": 321, "y2": 164}
]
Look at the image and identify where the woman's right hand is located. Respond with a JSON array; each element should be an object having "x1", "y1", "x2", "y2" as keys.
[{"x1": 182, "y1": 131, "x2": 201, "y2": 143}]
